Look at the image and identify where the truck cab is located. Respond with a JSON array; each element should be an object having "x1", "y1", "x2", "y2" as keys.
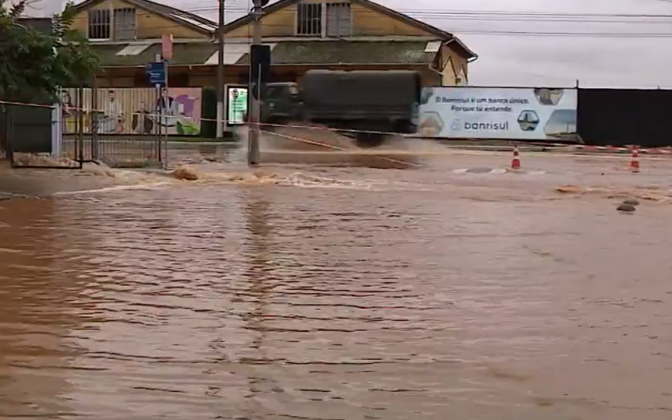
[{"x1": 260, "y1": 82, "x2": 302, "y2": 124}]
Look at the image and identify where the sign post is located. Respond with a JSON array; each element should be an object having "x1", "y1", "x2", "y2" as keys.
[
  {"x1": 160, "y1": 36, "x2": 172, "y2": 168},
  {"x1": 161, "y1": 34, "x2": 173, "y2": 60},
  {"x1": 145, "y1": 58, "x2": 167, "y2": 167},
  {"x1": 248, "y1": 0, "x2": 266, "y2": 166}
]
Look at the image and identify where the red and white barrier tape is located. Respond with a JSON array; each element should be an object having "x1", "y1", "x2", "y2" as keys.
[{"x1": 1, "y1": 99, "x2": 671, "y2": 154}]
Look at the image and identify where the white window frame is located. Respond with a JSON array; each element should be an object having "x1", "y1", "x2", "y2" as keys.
[
  {"x1": 113, "y1": 8, "x2": 138, "y2": 41},
  {"x1": 87, "y1": 8, "x2": 112, "y2": 40},
  {"x1": 295, "y1": 2, "x2": 325, "y2": 37},
  {"x1": 325, "y1": 2, "x2": 352, "y2": 38}
]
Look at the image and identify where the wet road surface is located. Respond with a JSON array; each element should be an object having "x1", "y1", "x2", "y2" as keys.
[{"x1": 2, "y1": 146, "x2": 672, "y2": 419}]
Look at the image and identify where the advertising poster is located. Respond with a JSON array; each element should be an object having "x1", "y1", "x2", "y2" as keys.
[
  {"x1": 419, "y1": 87, "x2": 578, "y2": 141},
  {"x1": 227, "y1": 86, "x2": 248, "y2": 125},
  {"x1": 61, "y1": 87, "x2": 202, "y2": 135}
]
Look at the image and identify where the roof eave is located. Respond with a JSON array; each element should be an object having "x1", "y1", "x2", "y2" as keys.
[
  {"x1": 124, "y1": 0, "x2": 216, "y2": 36},
  {"x1": 138, "y1": 0, "x2": 217, "y2": 26},
  {"x1": 73, "y1": 0, "x2": 105, "y2": 12},
  {"x1": 98, "y1": 62, "x2": 434, "y2": 69},
  {"x1": 445, "y1": 38, "x2": 478, "y2": 61},
  {"x1": 224, "y1": 0, "x2": 299, "y2": 33}
]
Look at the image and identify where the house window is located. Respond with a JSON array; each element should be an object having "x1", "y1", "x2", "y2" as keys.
[
  {"x1": 114, "y1": 8, "x2": 136, "y2": 41},
  {"x1": 326, "y1": 3, "x2": 351, "y2": 37},
  {"x1": 88, "y1": 9, "x2": 111, "y2": 40},
  {"x1": 296, "y1": 3, "x2": 322, "y2": 36}
]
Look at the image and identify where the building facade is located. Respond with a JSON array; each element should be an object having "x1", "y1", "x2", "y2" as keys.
[{"x1": 70, "y1": 0, "x2": 477, "y2": 88}]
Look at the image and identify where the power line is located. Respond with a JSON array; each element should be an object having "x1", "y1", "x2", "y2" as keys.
[
  {"x1": 80, "y1": 2, "x2": 672, "y2": 39},
  {"x1": 180, "y1": 3, "x2": 672, "y2": 20},
  {"x1": 202, "y1": 10, "x2": 672, "y2": 24},
  {"x1": 180, "y1": 0, "x2": 670, "y2": 15},
  {"x1": 178, "y1": 6, "x2": 672, "y2": 28},
  {"x1": 123, "y1": 20, "x2": 672, "y2": 38},
  {"x1": 444, "y1": 29, "x2": 672, "y2": 37}
]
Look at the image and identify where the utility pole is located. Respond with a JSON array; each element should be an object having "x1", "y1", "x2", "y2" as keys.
[
  {"x1": 248, "y1": 0, "x2": 263, "y2": 165},
  {"x1": 216, "y1": 0, "x2": 225, "y2": 139}
]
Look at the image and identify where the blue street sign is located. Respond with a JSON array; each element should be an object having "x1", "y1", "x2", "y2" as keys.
[{"x1": 145, "y1": 61, "x2": 167, "y2": 86}]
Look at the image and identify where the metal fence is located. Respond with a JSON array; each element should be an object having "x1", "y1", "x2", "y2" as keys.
[
  {"x1": 577, "y1": 88, "x2": 672, "y2": 148},
  {"x1": 0, "y1": 100, "x2": 73, "y2": 168},
  {"x1": 61, "y1": 86, "x2": 165, "y2": 168},
  {"x1": 62, "y1": 136, "x2": 163, "y2": 167},
  {"x1": 0, "y1": 86, "x2": 166, "y2": 168}
]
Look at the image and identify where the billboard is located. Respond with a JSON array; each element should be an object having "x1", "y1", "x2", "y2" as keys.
[
  {"x1": 61, "y1": 87, "x2": 202, "y2": 135},
  {"x1": 419, "y1": 87, "x2": 578, "y2": 141},
  {"x1": 226, "y1": 85, "x2": 248, "y2": 126}
]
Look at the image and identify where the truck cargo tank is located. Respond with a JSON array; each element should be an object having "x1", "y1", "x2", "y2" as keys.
[{"x1": 259, "y1": 70, "x2": 421, "y2": 149}]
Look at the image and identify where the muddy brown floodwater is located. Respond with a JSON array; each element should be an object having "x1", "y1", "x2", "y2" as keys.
[{"x1": 2, "y1": 147, "x2": 672, "y2": 419}]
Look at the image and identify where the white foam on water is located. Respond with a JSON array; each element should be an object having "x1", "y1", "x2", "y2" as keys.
[
  {"x1": 507, "y1": 169, "x2": 546, "y2": 175},
  {"x1": 451, "y1": 167, "x2": 546, "y2": 175},
  {"x1": 167, "y1": 164, "x2": 368, "y2": 190},
  {"x1": 229, "y1": 127, "x2": 249, "y2": 164},
  {"x1": 278, "y1": 172, "x2": 374, "y2": 190},
  {"x1": 232, "y1": 126, "x2": 425, "y2": 169},
  {"x1": 10, "y1": 153, "x2": 79, "y2": 168},
  {"x1": 556, "y1": 184, "x2": 672, "y2": 203},
  {"x1": 0, "y1": 247, "x2": 24, "y2": 254},
  {"x1": 452, "y1": 168, "x2": 508, "y2": 174},
  {"x1": 51, "y1": 183, "x2": 173, "y2": 196}
]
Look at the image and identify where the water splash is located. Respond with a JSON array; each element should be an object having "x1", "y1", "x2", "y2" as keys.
[
  {"x1": 556, "y1": 184, "x2": 672, "y2": 202},
  {"x1": 278, "y1": 172, "x2": 373, "y2": 190}
]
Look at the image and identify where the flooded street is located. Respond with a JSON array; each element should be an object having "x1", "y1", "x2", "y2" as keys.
[{"x1": 2, "y1": 146, "x2": 672, "y2": 419}]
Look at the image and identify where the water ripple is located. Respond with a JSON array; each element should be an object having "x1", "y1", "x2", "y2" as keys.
[{"x1": 1, "y1": 157, "x2": 672, "y2": 419}]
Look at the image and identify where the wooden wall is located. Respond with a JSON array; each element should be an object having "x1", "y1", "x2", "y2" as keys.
[
  {"x1": 440, "y1": 43, "x2": 467, "y2": 86},
  {"x1": 71, "y1": 0, "x2": 207, "y2": 40},
  {"x1": 441, "y1": 57, "x2": 456, "y2": 86},
  {"x1": 226, "y1": 6, "x2": 296, "y2": 38},
  {"x1": 350, "y1": 4, "x2": 430, "y2": 36}
]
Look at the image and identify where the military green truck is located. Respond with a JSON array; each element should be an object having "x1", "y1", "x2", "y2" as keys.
[{"x1": 259, "y1": 70, "x2": 421, "y2": 148}]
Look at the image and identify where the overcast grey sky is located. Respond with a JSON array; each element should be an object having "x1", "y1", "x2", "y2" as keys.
[{"x1": 116, "y1": 0, "x2": 672, "y2": 87}]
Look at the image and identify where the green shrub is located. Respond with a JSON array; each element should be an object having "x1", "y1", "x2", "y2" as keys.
[{"x1": 200, "y1": 87, "x2": 216, "y2": 138}]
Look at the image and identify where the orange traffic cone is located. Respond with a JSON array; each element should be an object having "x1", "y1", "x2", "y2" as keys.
[
  {"x1": 630, "y1": 146, "x2": 640, "y2": 173},
  {"x1": 511, "y1": 144, "x2": 520, "y2": 169}
]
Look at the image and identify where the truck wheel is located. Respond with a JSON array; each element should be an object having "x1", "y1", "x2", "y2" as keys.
[{"x1": 355, "y1": 132, "x2": 385, "y2": 148}]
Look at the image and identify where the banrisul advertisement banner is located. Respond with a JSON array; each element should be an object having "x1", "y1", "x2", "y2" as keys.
[{"x1": 418, "y1": 87, "x2": 578, "y2": 141}]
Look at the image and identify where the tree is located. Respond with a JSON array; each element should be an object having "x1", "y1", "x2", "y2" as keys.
[{"x1": 0, "y1": 0, "x2": 99, "y2": 103}]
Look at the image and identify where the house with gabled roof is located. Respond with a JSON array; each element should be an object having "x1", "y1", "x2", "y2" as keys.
[
  {"x1": 70, "y1": 0, "x2": 476, "y2": 88},
  {"x1": 220, "y1": 0, "x2": 476, "y2": 85}
]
